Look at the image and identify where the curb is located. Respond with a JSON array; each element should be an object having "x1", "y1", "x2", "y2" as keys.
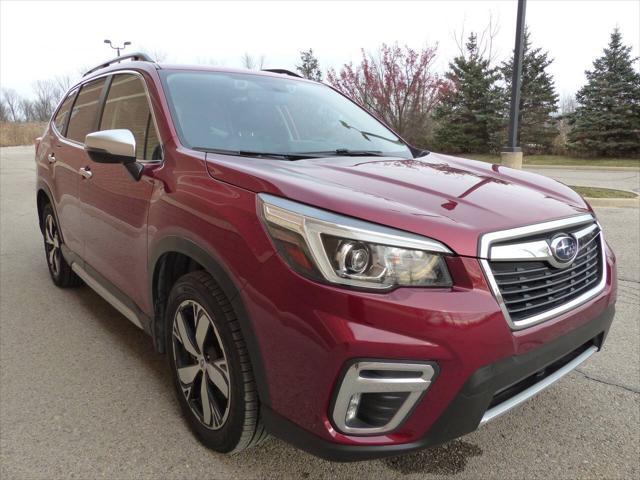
[
  {"x1": 585, "y1": 197, "x2": 639, "y2": 208},
  {"x1": 524, "y1": 164, "x2": 639, "y2": 171}
]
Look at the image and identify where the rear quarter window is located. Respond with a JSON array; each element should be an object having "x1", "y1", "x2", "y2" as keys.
[{"x1": 66, "y1": 78, "x2": 107, "y2": 144}]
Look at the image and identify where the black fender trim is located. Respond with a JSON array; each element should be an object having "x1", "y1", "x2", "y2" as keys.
[
  {"x1": 262, "y1": 305, "x2": 615, "y2": 462},
  {"x1": 35, "y1": 180, "x2": 58, "y2": 237},
  {"x1": 148, "y1": 236, "x2": 271, "y2": 406}
]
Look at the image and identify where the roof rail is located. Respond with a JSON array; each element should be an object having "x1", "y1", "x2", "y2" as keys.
[
  {"x1": 262, "y1": 68, "x2": 303, "y2": 79},
  {"x1": 83, "y1": 52, "x2": 154, "y2": 77}
]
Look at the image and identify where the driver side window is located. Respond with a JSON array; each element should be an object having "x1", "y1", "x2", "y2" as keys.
[{"x1": 100, "y1": 74, "x2": 162, "y2": 161}]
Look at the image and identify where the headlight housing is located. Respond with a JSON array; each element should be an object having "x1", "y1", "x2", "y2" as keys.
[{"x1": 258, "y1": 194, "x2": 453, "y2": 290}]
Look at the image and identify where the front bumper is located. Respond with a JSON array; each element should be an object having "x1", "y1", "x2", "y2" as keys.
[
  {"x1": 262, "y1": 304, "x2": 615, "y2": 461},
  {"x1": 240, "y1": 234, "x2": 616, "y2": 461}
]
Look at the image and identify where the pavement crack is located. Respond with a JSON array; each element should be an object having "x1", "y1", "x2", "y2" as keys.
[{"x1": 574, "y1": 368, "x2": 640, "y2": 394}]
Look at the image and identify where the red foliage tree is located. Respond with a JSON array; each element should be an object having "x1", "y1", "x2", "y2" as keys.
[{"x1": 327, "y1": 43, "x2": 445, "y2": 147}]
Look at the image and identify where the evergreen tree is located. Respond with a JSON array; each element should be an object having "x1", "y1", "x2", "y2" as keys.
[
  {"x1": 433, "y1": 33, "x2": 504, "y2": 154},
  {"x1": 502, "y1": 29, "x2": 559, "y2": 153},
  {"x1": 568, "y1": 28, "x2": 640, "y2": 157},
  {"x1": 296, "y1": 49, "x2": 322, "y2": 81}
]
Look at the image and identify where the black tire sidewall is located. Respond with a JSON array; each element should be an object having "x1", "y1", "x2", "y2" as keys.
[
  {"x1": 42, "y1": 204, "x2": 63, "y2": 284},
  {"x1": 165, "y1": 275, "x2": 245, "y2": 453}
]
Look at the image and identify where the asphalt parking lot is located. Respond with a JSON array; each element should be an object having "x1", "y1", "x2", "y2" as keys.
[
  {"x1": 1, "y1": 145, "x2": 638, "y2": 479},
  {"x1": 525, "y1": 166, "x2": 640, "y2": 194}
]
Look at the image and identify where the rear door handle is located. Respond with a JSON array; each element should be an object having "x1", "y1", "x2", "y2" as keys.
[
  {"x1": 79, "y1": 167, "x2": 92, "y2": 179},
  {"x1": 47, "y1": 153, "x2": 56, "y2": 164}
]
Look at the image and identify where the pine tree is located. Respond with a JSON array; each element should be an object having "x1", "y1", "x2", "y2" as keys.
[
  {"x1": 502, "y1": 29, "x2": 559, "y2": 154},
  {"x1": 433, "y1": 33, "x2": 504, "y2": 154},
  {"x1": 296, "y1": 49, "x2": 322, "y2": 81},
  {"x1": 568, "y1": 28, "x2": 640, "y2": 157}
]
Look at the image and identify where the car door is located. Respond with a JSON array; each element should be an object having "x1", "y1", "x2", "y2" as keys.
[
  {"x1": 49, "y1": 79, "x2": 107, "y2": 256},
  {"x1": 78, "y1": 72, "x2": 162, "y2": 309},
  {"x1": 47, "y1": 89, "x2": 80, "y2": 254}
]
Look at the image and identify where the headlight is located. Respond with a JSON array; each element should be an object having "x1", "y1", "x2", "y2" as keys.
[{"x1": 258, "y1": 194, "x2": 453, "y2": 290}]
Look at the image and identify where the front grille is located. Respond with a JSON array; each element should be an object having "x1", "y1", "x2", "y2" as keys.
[{"x1": 489, "y1": 223, "x2": 603, "y2": 322}]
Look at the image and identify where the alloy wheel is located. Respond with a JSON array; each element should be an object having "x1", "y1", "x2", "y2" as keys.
[
  {"x1": 44, "y1": 214, "x2": 61, "y2": 277},
  {"x1": 172, "y1": 300, "x2": 231, "y2": 430}
]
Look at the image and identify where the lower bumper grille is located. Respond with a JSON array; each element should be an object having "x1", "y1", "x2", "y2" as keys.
[{"x1": 481, "y1": 338, "x2": 599, "y2": 424}]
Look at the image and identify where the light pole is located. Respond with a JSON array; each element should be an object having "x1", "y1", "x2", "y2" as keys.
[
  {"x1": 104, "y1": 39, "x2": 131, "y2": 57},
  {"x1": 501, "y1": 0, "x2": 527, "y2": 169}
]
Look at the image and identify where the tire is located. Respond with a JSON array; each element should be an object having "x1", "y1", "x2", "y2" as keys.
[
  {"x1": 42, "y1": 203, "x2": 82, "y2": 288},
  {"x1": 165, "y1": 270, "x2": 268, "y2": 454}
]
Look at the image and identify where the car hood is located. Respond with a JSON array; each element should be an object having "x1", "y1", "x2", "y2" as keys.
[{"x1": 205, "y1": 152, "x2": 591, "y2": 257}]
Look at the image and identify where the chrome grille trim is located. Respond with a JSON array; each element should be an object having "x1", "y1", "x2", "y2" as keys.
[{"x1": 479, "y1": 214, "x2": 607, "y2": 330}]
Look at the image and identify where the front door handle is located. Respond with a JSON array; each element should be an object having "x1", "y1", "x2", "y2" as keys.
[
  {"x1": 79, "y1": 167, "x2": 92, "y2": 179},
  {"x1": 47, "y1": 153, "x2": 56, "y2": 164}
]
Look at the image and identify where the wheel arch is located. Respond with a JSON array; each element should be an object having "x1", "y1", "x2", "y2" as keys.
[
  {"x1": 36, "y1": 183, "x2": 54, "y2": 235},
  {"x1": 36, "y1": 182, "x2": 62, "y2": 239},
  {"x1": 149, "y1": 236, "x2": 271, "y2": 406}
]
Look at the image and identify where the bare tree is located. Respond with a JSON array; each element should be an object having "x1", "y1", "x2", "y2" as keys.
[
  {"x1": 1, "y1": 88, "x2": 22, "y2": 122},
  {"x1": 54, "y1": 75, "x2": 73, "y2": 96},
  {"x1": 20, "y1": 98, "x2": 36, "y2": 122},
  {"x1": 560, "y1": 93, "x2": 576, "y2": 116},
  {"x1": 0, "y1": 97, "x2": 8, "y2": 122},
  {"x1": 31, "y1": 80, "x2": 58, "y2": 121},
  {"x1": 241, "y1": 53, "x2": 266, "y2": 70},
  {"x1": 454, "y1": 14, "x2": 501, "y2": 63}
]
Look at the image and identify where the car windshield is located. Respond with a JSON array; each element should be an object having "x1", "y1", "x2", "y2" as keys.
[{"x1": 160, "y1": 70, "x2": 412, "y2": 159}]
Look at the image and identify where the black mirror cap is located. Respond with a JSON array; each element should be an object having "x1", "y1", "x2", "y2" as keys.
[
  {"x1": 86, "y1": 147, "x2": 142, "y2": 181},
  {"x1": 86, "y1": 147, "x2": 137, "y2": 165}
]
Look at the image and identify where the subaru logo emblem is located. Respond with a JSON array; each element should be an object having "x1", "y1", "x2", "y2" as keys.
[{"x1": 550, "y1": 235, "x2": 578, "y2": 265}]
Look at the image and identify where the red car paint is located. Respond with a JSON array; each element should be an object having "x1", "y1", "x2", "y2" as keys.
[{"x1": 36, "y1": 61, "x2": 617, "y2": 459}]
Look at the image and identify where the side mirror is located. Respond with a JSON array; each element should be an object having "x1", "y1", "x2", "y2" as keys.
[{"x1": 84, "y1": 129, "x2": 143, "y2": 180}]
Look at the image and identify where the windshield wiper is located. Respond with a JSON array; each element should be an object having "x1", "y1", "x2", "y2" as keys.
[
  {"x1": 193, "y1": 147, "x2": 318, "y2": 161},
  {"x1": 294, "y1": 149, "x2": 388, "y2": 157}
]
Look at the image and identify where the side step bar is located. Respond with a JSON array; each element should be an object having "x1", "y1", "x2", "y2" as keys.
[
  {"x1": 480, "y1": 345, "x2": 597, "y2": 425},
  {"x1": 71, "y1": 263, "x2": 144, "y2": 330}
]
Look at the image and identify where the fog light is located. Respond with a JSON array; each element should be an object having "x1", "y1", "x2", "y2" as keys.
[
  {"x1": 332, "y1": 361, "x2": 436, "y2": 435},
  {"x1": 345, "y1": 393, "x2": 361, "y2": 423}
]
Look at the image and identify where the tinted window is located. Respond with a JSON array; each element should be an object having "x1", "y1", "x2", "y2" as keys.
[
  {"x1": 144, "y1": 115, "x2": 161, "y2": 160},
  {"x1": 67, "y1": 78, "x2": 106, "y2": 143},
  {"x1": 53, "y1": 90, "x2": 77, "y2": 135},
  {"x1": 100, "y1": 74, "x2": 161, "y2": 160},
  {"x1": 161, "y1": 71, "x2": 411, "y2": 158}
]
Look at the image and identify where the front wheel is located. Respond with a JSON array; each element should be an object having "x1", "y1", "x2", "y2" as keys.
[
  {"x1": 165, "y1": 271, "x2": 267, "y2": 453},
  {"x1": 42, "y1": 203, "x2": 81, "y2": 287}
]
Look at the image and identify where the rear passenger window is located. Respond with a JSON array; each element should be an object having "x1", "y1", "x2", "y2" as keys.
[
  {"x1": 67, "y1": 78, "x2": 106, "y2": 143},
  {"x1": 100, "y1": 74, "x2": 161, "y2": 160},
  {"x1": 53, "y1": 90, "x2": 77, "y2": 135}
]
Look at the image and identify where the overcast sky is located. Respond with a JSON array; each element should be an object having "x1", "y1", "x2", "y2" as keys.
[{"x1": 1, "y1": 0, "x2": 638, "y2": 100}]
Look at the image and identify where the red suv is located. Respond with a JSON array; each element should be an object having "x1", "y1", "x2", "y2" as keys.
[{"x1": 35, "y1": 53, "x2": 617, "y2": 461}]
